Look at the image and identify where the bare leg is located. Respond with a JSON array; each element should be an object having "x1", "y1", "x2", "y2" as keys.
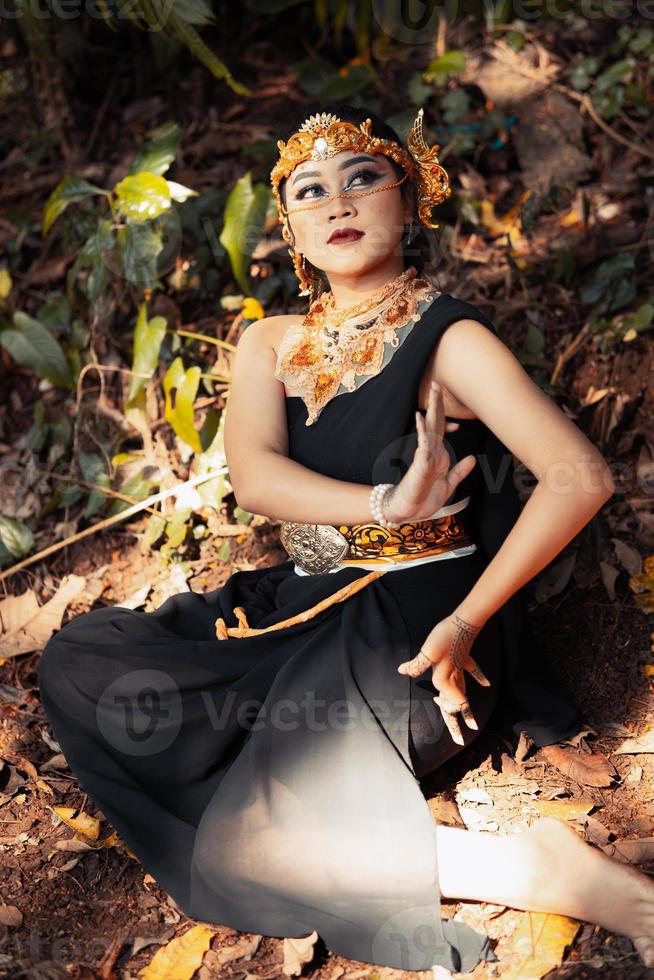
[{"x1": 435, "y1": 815, "x2": 654, "y2": 967}]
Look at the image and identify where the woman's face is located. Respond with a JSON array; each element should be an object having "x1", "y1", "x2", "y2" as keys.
[{"x1": 281, "y1": 149, "x2": 414, "y2": 279}]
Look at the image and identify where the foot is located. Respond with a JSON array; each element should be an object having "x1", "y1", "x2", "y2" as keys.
[
  {"x1": 525, "y1": 816, "x2": 654, "y2": 967},
  {"x1": 537, "y1": 742, "x2": 618, "y2": 786}
]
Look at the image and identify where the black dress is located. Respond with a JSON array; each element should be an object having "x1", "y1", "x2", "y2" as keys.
[{"x1": 37, "y1": 292, "x2": 582, "y2": 974}]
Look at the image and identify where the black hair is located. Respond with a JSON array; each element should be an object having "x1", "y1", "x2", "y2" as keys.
[{"x1": 278, "y1": 103, "x2": 444, "y2": 287}]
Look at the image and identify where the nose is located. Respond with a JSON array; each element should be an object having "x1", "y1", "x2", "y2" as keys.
[{"x1": 327, "y1": 189, "x2": 357, "y2": 221}]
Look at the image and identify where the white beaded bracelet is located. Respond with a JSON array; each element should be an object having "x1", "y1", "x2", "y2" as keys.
[{"x1": 369, "y1": 483, "x2": 402, "y2": 527}]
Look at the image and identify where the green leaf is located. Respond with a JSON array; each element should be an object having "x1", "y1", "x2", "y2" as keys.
[
  {"x1": 127, "y1": 303, "x2": 168, "y2": 403},
  {"x1": 113, "y1": 172, "x2": 172, "y2": 221},
  {"x1": 425, "y1": 50, "x2": 466, "y2": 78},
  {"x1": 25, "y1": 399, "x2": 48, "y2": 452},
  {"x1": 0, "y1": 516, "x2": 34, "y2": 561},
  {"x1": 441, "y1": 88, "x2": 471, "y2": 124},
  {"x1": 58, "y1": 484, "x2": 84, "y2": 508},
  {"x1": 581, "y1": 253, "x2": 635, "y2": 309},
  {"x1": 142, "y1": 511, "x2": 166, "y2": 549},
  {"x1": 595, "y1": 58, "x2": 635, "y2": 92},
  {"x1": 37, "y1": 293, "x2": 71, "y2": 336},
  {"x1": 164, "y1": 507, "x2": 192, "y2": 549},
  {"x1": 526, "y1": 322, "x2": 545, "y2": 355},
  {"x1": 127, "y1": 121, "x2": 183, "y2": 177},
  {"x1": 116, "y1": 222, "x2": 164, "y2": 287},
  {"x1": 163, "y1": 357, "x2": 203, "y2": 452},
  {"x1": 315, "y1": 63, "x2": 377, "y2": 101},
  {"x1": 108, "y1": 469, "x2": 158, "y2": 517},
  {"x1": 86, "y1": 258, "x2": 110, "y2": 306},
  {"x1": 219, "y1": 172, "x2": 269, "y2": 295},
  {"x1": 569, "y1": 55, "x2": 601, "y2": 91},
  {"x1": 622, "y1": 302, "x2": 654, "y2": 341},
  {"x1": 43, "y1": 176, "x2": 107, "y2": 235},
  {"x1": 79, "y1": 451, "x2": 111, "y2": 518},
  {"x1": 1, "y1": 312, "x2": 74, "y2": 388},
  {"x1": 408, "y1": 73, "x2": 433, "y2": 106}
]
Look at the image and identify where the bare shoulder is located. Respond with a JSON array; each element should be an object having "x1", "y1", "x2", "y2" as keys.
[{"x1": 249, "y1": 314, "x2": 304, "y2": 355}]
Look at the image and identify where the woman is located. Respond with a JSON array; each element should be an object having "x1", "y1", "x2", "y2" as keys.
[{"x1": 38, "y1": 104, "x2": 654, "y2": 975}]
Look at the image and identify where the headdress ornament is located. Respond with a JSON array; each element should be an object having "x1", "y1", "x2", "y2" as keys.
[{"x1": 269, "y1": 107, "x2": 451, "y2": 303}]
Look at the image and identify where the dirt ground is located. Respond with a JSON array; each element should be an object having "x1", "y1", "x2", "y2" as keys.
[{"x1": 2, "y1": 11, "x2": 654, "y2": 979}]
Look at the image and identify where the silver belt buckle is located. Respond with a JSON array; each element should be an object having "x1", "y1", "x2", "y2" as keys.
[{"x1": 279, "y1": 522, "x2": 350, "y2": 575}]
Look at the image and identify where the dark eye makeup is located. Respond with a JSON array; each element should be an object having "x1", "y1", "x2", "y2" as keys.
[{"x1": 294, "y1": 167, "x2": 381, "y2": 201}]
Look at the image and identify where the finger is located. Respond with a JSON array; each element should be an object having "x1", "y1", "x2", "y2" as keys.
[
  {"x1": 415, "y1": 411, "x2": 449, "y2": 470},
  {"x1": 426, "y1": 382, "x2": 446, "y2": 439},
  {"x1": 414, "y1": 413, "x2": 437, "y2": 470},
  {"x1": 445, "y1": 421, "x2": 460, "y2": 432},
  {"x1": 459, "y1": 703, "x2": 479, "y2": 731},
  {"x1": 397, "y1": 649, "x2": 435, "y2": 677},
  {"x1": 433, "y1": 697, "x2": 465, "y2": 745},
  {"x1": 466, "y1": 660, "x2": 492, "y2": 687},
  {"x1": 444, "y1": 454, "x2": 477, "y2": 494}
]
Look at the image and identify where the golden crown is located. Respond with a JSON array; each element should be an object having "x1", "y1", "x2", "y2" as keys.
[{"x1": 269, "y1": 107, "x2": 451, "y2": 229}]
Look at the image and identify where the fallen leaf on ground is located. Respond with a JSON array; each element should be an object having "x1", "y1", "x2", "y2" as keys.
[
  {"x1": 139, "y1": 924, "x2": 215, "y2": 980},
  {"x1": 537, "y1": 744, "x2": 618, "y2": 786},
  {"x1": 612, "y1": 727, "x2": 654, "y2": 754},
  {"x1": 498, "y1": 912, "x2": 580, "y2": 978},
  {"x1": 283, "y1": 931, "x2": 319, "y2": 976},
  {"x1": 0, "y1": 905, "x2": 23, "y2": 927},
  {"x1": 0, "y1": 575, "x2": 86, "y2": 658},
  {"x1": 51, "y1": 805, "x2": 101, "y2": 840},
  {"x1": 531, "y1": 800, "x2": 597, "y2": 820},
  {"x1": 216, "y1": 934, "x2": 263, "y2": 966},
  {"x1": 601, "y1": 837, "x2": 654, "y2": 864}
]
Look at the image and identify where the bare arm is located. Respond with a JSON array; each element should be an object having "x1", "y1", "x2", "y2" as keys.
[
  {"x1": 223, "y1": 316, "x2": 389, "y2": 523},
  {"x1": 431, "y1": 319, "x2": 616, "y2": 627}
]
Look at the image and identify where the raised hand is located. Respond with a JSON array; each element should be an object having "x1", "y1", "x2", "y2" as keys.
[
  {"x1": 384, "y1": 380, "x2": 477, "y2": 523},
  {"x1": 397, "y1": 614, "x2": 491, "y2": 746}
]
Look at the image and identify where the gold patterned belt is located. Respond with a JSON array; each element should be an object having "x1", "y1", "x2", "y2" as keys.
[{"x1": 279, "y1": 497, "x2": 474, "y2": 575}]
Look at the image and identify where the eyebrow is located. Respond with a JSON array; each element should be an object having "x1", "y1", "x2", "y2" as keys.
[{"x1": 291, "y1": 154, "x2": 384, "y2": 187}]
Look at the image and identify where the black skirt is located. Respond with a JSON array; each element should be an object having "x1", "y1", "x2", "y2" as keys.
[{"x1": 37, "y1": 291, "x2": 581, "y2": 973}]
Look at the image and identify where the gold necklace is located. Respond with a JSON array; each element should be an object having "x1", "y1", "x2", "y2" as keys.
[
  {"x1": 307, "y1": 265, "x2": 419, "y2": 332},
  {"x1": 274, "y1": 266, "x2": 437, "y2": 425}
]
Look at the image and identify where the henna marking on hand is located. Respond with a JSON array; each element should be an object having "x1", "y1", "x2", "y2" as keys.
[{"x1": 448, "y1": 615, "x2": 480, "y2": 671}]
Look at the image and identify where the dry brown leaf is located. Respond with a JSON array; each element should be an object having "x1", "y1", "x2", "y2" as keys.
[
  {"x1": 283, "y1": 930, "x2": 319, "y2": 976},
  {"x1": 40, "y1": 753, "x2": 69, "y2": 772},
  {"x1": 51, "y1": 805, "x2": 101, "y2": 840},
  {"x1": 499, "y1": 912, "x2": 580, "y2": 979},
  {"x1": 427, "y1": 797, "x2": 465, "y2": 826},
  {"x1": 215, "y1": 934, "x2": 262, "y2": 966},
  {"x1": 139, "y1": 924, "x2": 215, "y2": 980},
  {"x1": 612, "y1": 539, "x2": 642, "y2": 576},
  {"x1": 0, "y1": 905, "x2": 23, "y2": 927},
  {"x1": 576, "y1": 814, "x2": 614, "y2": 846},
  {"x1": 54, "y1": 838, "x2": 95, "y2": 853},
  {"x1": 515, "y1": 731, "x2": 536, "y2": 763},
  {"x1": 534, "y1": 554, "x2": 576, "y2": 603},
  {"x1": 0, "y1": 590, "x2": 40, "y2": 633},
  {"x1": 537, "y1": 743, "x2": 618, "y2": 786},
  {"x1": 601, "y1": 837, "x2": 654, "y2": 864},
  {"x1": 613, "y1": 727, "x2": 654, "y2": 754},
  {"x1": 0, "y1": 574, "x2": 86, "y2": 658}
]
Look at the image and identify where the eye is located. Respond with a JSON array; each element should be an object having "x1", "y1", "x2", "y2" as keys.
[{"x1": 295, "y1": 167, "x2": 379, "y2": 201}]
